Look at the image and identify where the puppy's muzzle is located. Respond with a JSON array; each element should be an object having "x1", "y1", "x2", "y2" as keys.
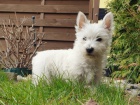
[{"x1": 86, "y1": 48, "x2": 94, "y2": 54}]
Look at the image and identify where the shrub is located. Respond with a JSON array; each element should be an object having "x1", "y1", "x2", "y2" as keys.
[
  {"x1": 107, "y1": 0, "x2": 140, "y2": 83},
  {"x1": 0, "y1": 16, "x2": 44, "y2": 70}
]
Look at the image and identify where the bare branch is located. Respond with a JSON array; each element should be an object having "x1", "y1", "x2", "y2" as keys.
[{"x1": 0, "y1": 17, "x2": 45, "y2": 69}]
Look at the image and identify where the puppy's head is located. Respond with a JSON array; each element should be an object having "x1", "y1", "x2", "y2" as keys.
[{"x1": 74, "y1": 11, "x2": 113, "y2": 57}]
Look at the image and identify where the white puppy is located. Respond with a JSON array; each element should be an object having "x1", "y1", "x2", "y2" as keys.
[{"x1": 32, "y1": 11, "x2": 113, "y2": 85}]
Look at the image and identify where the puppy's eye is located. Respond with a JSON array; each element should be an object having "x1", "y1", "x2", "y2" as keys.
[
  {"x1": 83, "y1": 37, "x2": 87, "y2": 41},
  {"x1": 96, "y1": 38, "x2": 102, "y2": 42}
]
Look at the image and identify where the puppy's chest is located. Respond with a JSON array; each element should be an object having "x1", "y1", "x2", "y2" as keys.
[{"x1": 80, "y1": 60, "x2": 96, "y2": 72}]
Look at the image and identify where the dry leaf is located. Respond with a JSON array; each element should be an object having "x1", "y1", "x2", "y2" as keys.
[{"x1": 85, "y1": 99, "x2": 98, "y2": 105}]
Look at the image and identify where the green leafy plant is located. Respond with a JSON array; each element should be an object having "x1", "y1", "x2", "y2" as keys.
[{"x1": 107, "y1": 0, "x2": 140, "y2": 83}]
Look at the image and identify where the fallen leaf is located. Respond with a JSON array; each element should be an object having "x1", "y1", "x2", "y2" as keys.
[{"x1": 85, "y1": 99, "x2": 98, "y2": 105}]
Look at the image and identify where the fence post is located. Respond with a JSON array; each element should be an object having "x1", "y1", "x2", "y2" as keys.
[
  {"x1": 92, "y1": 0, "x2": 100, "y2": 23},
  {"x1": 88, "y1": 0, "x2": 93, "y2": 21},
  {"x1": 39, "y1": 0, "x2": 45, "y2": 33}
]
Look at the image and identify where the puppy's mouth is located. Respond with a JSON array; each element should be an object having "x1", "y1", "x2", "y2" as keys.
[{"x1": 86, "y1": 53, "x2": 94, "y2": 56}]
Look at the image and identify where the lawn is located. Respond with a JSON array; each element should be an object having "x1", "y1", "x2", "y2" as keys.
[{"x1": 0, "y1": 71, "x2": 138, "y2": 105}]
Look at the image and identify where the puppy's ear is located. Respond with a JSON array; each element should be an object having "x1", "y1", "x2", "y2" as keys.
[
  {"x1": 102, "y1": 12, "x2": 113, "y2": 31},
  {"x1": 76, "y1": 11, "x2": 88, "y2": 31}
]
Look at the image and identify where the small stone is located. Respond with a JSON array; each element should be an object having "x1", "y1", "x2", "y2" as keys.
[
  {"x1": 127, "y1": 90, "x2": 138, "y2": 97},
  {"x1": 137, "y1": 5, "x2": 140, "y2": 12},
  {"x1": 130, "y1": 86, "x2": 138, "y2": 89},
  {"x1": 17, "y1": 74, "x2": 31, "y2": 81},
  {"x1": 126, "y1": 88, "x2": 131, "y2": 91}
]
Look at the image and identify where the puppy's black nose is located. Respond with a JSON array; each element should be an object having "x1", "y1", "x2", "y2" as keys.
[{"x1": 86, "y1": 48, "x2": 94, "y2": 53}]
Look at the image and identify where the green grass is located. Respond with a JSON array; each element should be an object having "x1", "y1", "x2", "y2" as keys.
[{"x1": 0, "y1": 71, "x2": 137, "y2": 105}]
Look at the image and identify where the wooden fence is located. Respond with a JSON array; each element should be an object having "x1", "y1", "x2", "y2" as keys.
[{"x1": 0, "y1": 0, "x2": 100, "y2": 51}]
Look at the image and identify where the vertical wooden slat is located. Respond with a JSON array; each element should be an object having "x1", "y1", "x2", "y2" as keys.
[
  {"x1": 39, "y1": 0, "x2": 45, "y2": 33},
  {"x1": 88, "y1": 0, "x2": 93, "y2": 21},
  {"x1": 93, "y1": 0, "x2": 100, "y2": 23}
]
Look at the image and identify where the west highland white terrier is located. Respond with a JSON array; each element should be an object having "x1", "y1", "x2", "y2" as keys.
[{"x1": 32, "y1": 11, "x2": 113, "y2": 85}]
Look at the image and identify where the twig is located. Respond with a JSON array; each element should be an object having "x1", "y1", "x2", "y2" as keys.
[{"x1": 0, "y1": 16, "x2": 44, "y2": 69}]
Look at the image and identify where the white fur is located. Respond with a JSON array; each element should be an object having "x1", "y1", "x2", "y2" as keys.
[{"x1": 32, "y1": 11, "x2": 113, "y2": 85}]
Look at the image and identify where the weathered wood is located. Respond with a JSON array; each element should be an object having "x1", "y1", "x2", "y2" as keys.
[
  {"x1": 0, "y1": 30, "x2": 75, "y2": 41},
  {"x1": 45, "y1": 0, "x2": 89, "y2": 5},
  {"x1": 0, "y1": 39, "x2": 6, "y2": 51},
  {"x1": 0, "y1": 4, "x2": 88, "y2": 13},
  {"x1": 88, "y1": 0, "x2": 93, "y2": 21},
  {"x1": 0, "y1": 13, "x2": 81, "y2": 20},
  {"x1": 43, "y1": 27, "x2": 75, "y2": 32},
  {"x1": 38, "y1": 41, "x2": 74, "y2": 51},
  {"x1": 0, "y1": 18, "x2": 76, "y2": 27},
  {"x1": 0, "y1": 0, "x2": 40, "y2": 4},
  {"x1": 39, "y1": 0, "x2": 45, "y2": 33},
  {"x1": 0, "y1": 39, "x2": 74, "y2": 58},
  {"x1": 43, "y1": 32, "x2": 75, "y2": 41},
  {"x1": 93, "y1": 0, "x2": 100, "y2": 23},
  {"x1": 0, "y1": 13, "x2": 40, "y2": 20}
]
